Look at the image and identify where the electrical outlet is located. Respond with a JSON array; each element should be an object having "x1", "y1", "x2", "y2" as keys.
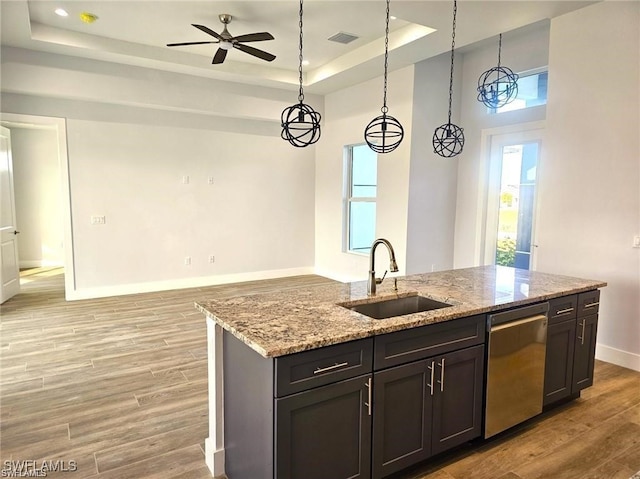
[
  {"x1": 182, "y1": 175, "x2": 190, "y2": 184},
  {"x1": 91, "y1": 216, "x2": 106, "y2": 225},
  {"x1": 633, "y1": 235, "x2": 640, "y2": 248},
  {"x1": 208, "y1": 177, "x2": 214, "y2": 185},
  {"x1": 184, "y1": 256, "x2": 191, "y2": 266},
  {"x1": 209, "y1": 255, "x2": 215, "y2": 264}
]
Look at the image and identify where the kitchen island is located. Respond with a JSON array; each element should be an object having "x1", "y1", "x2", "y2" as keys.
[{"x1": 196, "y1": 265, "x2": 606, "y2": 479}]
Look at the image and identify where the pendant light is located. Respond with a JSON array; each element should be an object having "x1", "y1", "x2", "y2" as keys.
[
  {"x1": 281, "y1": 0, "x2": 321, "y2": 147},
  {"x1": 477, "y1": 34, "x2": 519, "y2": 109},
  {"x1": 433, "y1": 0, "x2": 465, "y2": 158},
  {"x1": 364, "y1": 0, "x2": 404, "y2": 154}
]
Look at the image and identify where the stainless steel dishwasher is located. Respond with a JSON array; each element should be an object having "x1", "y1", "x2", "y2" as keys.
[{"x1": 485, "y1": 302, "x2": 549, "y2": 438}]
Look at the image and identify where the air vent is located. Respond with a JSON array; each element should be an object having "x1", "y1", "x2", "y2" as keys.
[{"x1": 327, "y1": 31, "x2": 359, "y2": 44}]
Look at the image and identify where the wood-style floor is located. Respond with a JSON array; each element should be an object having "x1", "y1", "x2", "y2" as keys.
[{"x1": 1, "y1": 268, "x2": 639, "y2": 479}]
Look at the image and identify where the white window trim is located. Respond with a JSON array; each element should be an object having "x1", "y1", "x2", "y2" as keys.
[{"x1": 343, "y1": 144, "x2": 376, "y2": 256}]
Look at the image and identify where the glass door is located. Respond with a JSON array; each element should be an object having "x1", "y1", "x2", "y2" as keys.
[{"x1": 485, "y1": 129, "x2": 542, "y2": 270}]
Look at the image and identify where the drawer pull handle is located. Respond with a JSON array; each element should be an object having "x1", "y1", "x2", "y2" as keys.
[
  {"x1": 584, "y1": 301, "x2": 599, "y2": 309},
  {"x1": 556, "y1": 307, "x2": 574, "y2": 315},
  {"x1": 364, "y1": 377, "x2": 372, "y2": 416},
  {"x1": 314, "y1": 361, "x2": 349, "y2": 375}
]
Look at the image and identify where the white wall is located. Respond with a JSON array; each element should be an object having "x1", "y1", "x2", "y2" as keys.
[
  {"x1": 1, "y1": 47, "x2": 320, "y2": 298},
  {"x1": 454, "y1": 23, "x2": 550, "y2": 267},
  {"x1": 537, "y1": 2, "x2": 640, "y2": 370},
  {"x1": 405, "y1": 52, "x2": 461, "y2": 274},
  {"x1": 10, "y1": 127, "x2": 64, "y2": 268},
  {"x1": 315, "y1": 66, "x2": 414, "y2": 282}
]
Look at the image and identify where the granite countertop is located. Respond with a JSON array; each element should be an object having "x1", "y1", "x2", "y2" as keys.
[{"x1": 195, "y1": 265, "x2": 606, "y2": 358}]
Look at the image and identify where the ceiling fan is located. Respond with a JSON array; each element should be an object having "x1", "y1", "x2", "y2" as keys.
[{"x1": 167, "y1": 14, "x2": 276, "y2": 64}]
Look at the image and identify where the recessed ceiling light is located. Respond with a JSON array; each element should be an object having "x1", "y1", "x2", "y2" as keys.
[
  {"x1": 302, "y1": 60, "x2": 310, "y2": 66},
  {"x1": 54, "y1": 8, "x2": 69, "y2": 17},
  {"x1": 390, "y1": 15, "x2": 397, "y2": 20}
]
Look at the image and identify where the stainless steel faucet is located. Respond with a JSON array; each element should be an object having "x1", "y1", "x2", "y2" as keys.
[{"x1": 368, "y1": 238, "x2": 399, "y2": 295}]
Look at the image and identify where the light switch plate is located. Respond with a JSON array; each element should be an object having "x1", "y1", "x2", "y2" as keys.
[
  {"x1": 633, "y1": 235, "x2": 640, "y2": 248},
  {"x1": 91, "y1": 215, "x2": 106, "y2": 225}
]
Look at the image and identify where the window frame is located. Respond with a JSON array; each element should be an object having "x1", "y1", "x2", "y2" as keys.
[
  {"x1": 343, "y1": 143, "x2": 377, "y2": 255},
  {"x1": 488, "y1": 66, "x2": 549, "y2": 114}
]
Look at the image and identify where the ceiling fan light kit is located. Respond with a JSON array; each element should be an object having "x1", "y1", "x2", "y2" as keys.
[
  {"x1": 281, "y1": 0, "x2": 322, "y2": 148},
  {"x1": 433, "y1": 0, "x2": 465, "y2": 158},
  {"x1": 477, "y1": 33, "x2": 519, "y2": 109},
  {"x1": 364, "y1": 0, "x2": 404, "y2": 154},
  {"x1": 166, "y1": 14, "x2": 275, "y2": 65}
]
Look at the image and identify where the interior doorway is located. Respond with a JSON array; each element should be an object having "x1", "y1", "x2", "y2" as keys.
[
  {"x1": 482, "y1": 124, "x2": 544, "y2": 270},
  {"x1": 0, "y1": 113, "x2": 75, "y2": 298}
]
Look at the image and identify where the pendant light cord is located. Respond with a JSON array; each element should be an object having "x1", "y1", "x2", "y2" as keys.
[
  {"x1": 381, "y1": 0, "x2": 390, "y2": 114},
  {"x1": 497, "y1": 33, "x2": 502, "y2": 68},
  {"x1": 446, "y1": 0, "x2": 457, "y2": 125},
  {"x1": 297, "y1": 0, "x2": 304, "y2": 102}
]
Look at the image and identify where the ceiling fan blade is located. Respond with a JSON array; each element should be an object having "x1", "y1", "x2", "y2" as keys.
[
  {"x1": 192, "y1": 24, "x2": 223, "y2": 41},
  {"x1": 233, "y1": 43, "x2": 276, "y2": 62},
  {"x1": 212, "y1": 48, "x2": 228, "y2": 64},
  {"x1": 230, "y1": 32, "x2": 274, "y2": 43},
  {"x1": 166, "y1": 41, "x2": 219, "y2": 47}
]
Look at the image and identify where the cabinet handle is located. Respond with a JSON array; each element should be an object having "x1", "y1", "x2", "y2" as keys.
[
  {"x1": 313, "y1": 361, "x2": 349, "y2": 375},
  {"x1": 427, "y1": 361, "x2": 435, "y2": 396},
  {"x1": 583, "y1": 301, "x2": 599, "y2": 309},
  {"x1": 556, "y1": 307, "x2": 574, "y2": 315},
  {"x1": 364, "y1": 378, "x2": 372, "y2": 416},
  {"x1": 578, "y1": 319, "x2": 586, "y2": 345},
  {"x1": 437, "y1": 358, "x2": 445, "y2": 392}
]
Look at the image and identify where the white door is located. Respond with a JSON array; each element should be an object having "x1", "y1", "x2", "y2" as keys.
[{"x1": 1, "y1": 126, "x2": 20, "y2": 303}]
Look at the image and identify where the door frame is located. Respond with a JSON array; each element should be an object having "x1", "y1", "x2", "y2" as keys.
[
  {"x1": 0, "y1": 113, "x2": 76, "y2": 297},
  {"x1": 476, "y1": 121, "x2": 545, "y2": 270}
]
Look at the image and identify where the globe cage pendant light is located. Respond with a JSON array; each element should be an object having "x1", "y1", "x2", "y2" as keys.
[
  {"x1": 364, "y1": 0, "x2": 404, "y2": 154},
  {"x1": 281, "y1": 0, "x2": 321, "y2": 147},
  {"x1": 477, "y1": 33, "x2": 519, "y2": 109},
  {"x1": 433, "y1": 0, "x2": 464, "y2": 158}
]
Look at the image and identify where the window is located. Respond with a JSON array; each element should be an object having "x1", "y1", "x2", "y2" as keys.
[
  {"x1": 489, "y1": 69, "x2": 548, "y2": 114},
  {"x1": 345, "y1": 144, "x2": 377, "y2": 254}
]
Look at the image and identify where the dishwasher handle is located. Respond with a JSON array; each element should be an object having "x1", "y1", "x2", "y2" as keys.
[
  {"x1": 490, "y1": 314, "x2": 547, "y2": 332},
  {"x1": 488, "y1": 302, "x2": 549, "y2": 329}
]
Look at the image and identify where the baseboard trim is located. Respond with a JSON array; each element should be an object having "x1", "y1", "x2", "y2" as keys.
[
  {"x1": 20, "y1": 260, "x2": 63, "y2": 269},
  {"x1": 66, "y1": 267, "x2": 315, "y2": 301},
  {"x1": 596, "y1": 343, "x2": 640, "y2": 372}
]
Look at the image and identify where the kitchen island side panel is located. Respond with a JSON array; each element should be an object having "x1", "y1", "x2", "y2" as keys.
[{"x1": 224, "y1": 330, "x2": 274, "y2": 479}]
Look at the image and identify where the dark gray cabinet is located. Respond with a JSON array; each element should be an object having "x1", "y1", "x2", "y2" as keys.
[
  {"x1": 275, "y1": 375, "x2": 371, "y2": 479},
  {"x1": 544, "y1": 290, "x2": 600, "y2": 406},
  {"x1": 372, "y1": 359, "x2": 432, "y2": 478},
  {"x1": 371, "y1": 316, "x2": 485, "y2": 478}
]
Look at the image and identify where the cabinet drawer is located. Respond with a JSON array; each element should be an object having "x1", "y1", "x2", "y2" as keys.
[
  {"x1": 548, "y1": 295, "x2": 577, "y2": 324},
  {"x1": 373, "y1": 315, "x2": 485, "y2": 370},
  {"x1": 275, "y1": 338, "x2": 373, "y2": 397},
  {"x1": 577, "y1": 290, "x2": 600, "y2": 316}
]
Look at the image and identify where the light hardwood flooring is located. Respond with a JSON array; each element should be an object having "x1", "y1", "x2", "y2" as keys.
[{"x1": 1, "y1": 268, "x2": 639, "y2": 479}]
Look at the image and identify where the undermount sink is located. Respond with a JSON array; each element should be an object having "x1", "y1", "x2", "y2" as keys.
[{"x1": 341, "y1": 294, "x2": 452, "y2": 320}]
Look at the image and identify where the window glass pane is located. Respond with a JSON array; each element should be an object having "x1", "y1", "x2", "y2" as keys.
[
  {"x1": 492, "y1": 71, "x2": 548, "y2": 114},
  {"x1": 351, "y1": 144, "x2": 377, "y2": 198},
  {"x1": 349, "y1": 201, "x2": 376, "y2": 253}
]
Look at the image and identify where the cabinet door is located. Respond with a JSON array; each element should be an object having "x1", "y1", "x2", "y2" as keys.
[
  {"x1": 275, "y1": 375, "x2": 371, "y2": 479},
  {"x1": 431, "y1": 345, "x2": 484, "y2": 456},
  {"x1": 372, "y1": 360, "x2": 432, "y2": 479},
  {"x1": 572, "y1": 314, "x2": 598, "y2": 393},
  {"x1": 543, "y1": 319, "x2": 576, "y2": 406}
]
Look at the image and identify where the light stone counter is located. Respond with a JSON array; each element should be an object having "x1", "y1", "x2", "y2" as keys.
[{"x1": 196, "y1": 265, "x2": 606, "y2": 358}]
